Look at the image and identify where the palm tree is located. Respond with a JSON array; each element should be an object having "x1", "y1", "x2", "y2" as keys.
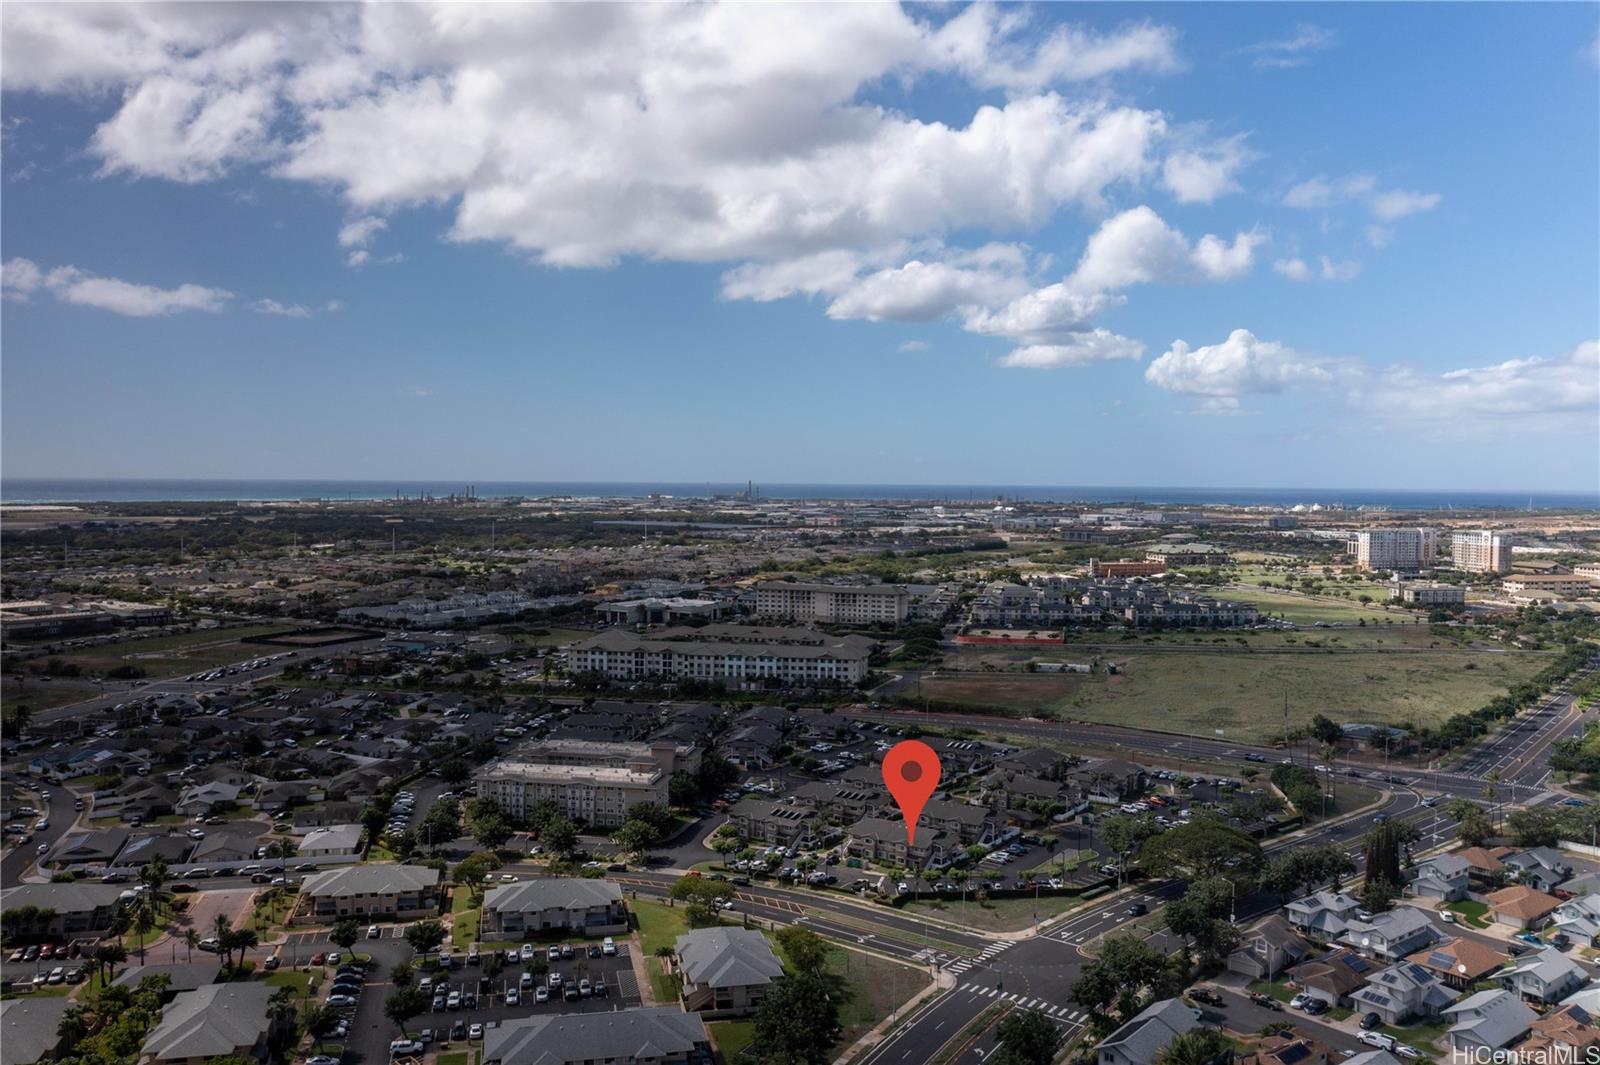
[
  {"x1": 184, "y1": 928, "x2": 199, "y2": 962},
  {"x1": 93, "y1": 941, "x2": 127, "y2": 985},
  {"x1": 268, "y1": 985, "x2": 300, "y2": 1030},
  {"x1": 1156, "y1": 1029, "x2": 1233, "y2": 1065},
  {"x1": 213, "y1": 914, "x2": 233, "y2": 967},
  {"x1": 56, "y1": 1005, "x2": 89, "y2": 1052},
  {"x1": 131, "y1": 898, "x2": 158, "y2": 963}
]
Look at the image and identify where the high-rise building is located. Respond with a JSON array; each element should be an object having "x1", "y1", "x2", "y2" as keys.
[
  {"x1": 753, "y1": 581, "x2": 909, "y2": 624},
  {"x1": 1450, "y1": 530, "x2": 1514, "y2": 574},
  {"x1": 1353, "y1": 528, "x2": 1437, "y2": 572}
]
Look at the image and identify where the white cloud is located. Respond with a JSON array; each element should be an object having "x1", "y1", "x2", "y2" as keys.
[
  {"x1": 249, "y1": 298, "x2": 314, "y2": 317},
  {"x1": 1318, "y1": 256, "x2": 1362, "y2": 282},
  {"x1": 1161, "y1": 133, "x2": 1253, "y2": 204},
  {"x1": 826, "y1": 258, "x2": 1030, "y2": 323},
  {"x1": 338, "y1": 216, "x2": 387, "y2": 247},
  {"x1": 1070, "y1": 206, "x2": 1264, "y2": 290},
  {"x1": 2, "y1": 256, "x2": 45, "y2": 298},
  {"x1": 27, "y1": 263, "x2": 233, "y2": 317},
  {"x1": 1239, "y1": 24, "x2": 1335, "y2": 69},
  {"x1": 996, "y1": 330, "x2": 1143, "y2": 368},
  {"x1": 1364, "y1": 225, "x2": 1393, "y2": 249},
  {"x1": 896, "y1": 340, "x2": 928, "y2": 353},
  {"x1": 1272, "y1": 258, "x2": 1311, "y2": 282},
  {"x1": 1145, "y1": 329, "x2": 1349, "y2": 404},
  {"x1": 345, "y1": 250, "x2": 370, "y2": 268},
  {"x1": 930, "y1": 6, "x2": 1181, "y2": 90},
  {"x1": 91, "y1": 76, "x2": 278, "y2": 182},
  {"x1": 1284, "y1": 173, "x2": 1440, "y2": 221},
  {"x1": 1369, "y1": 189, "x2": 1441, "y2": 221},
  {"x1": 1371, "y1": 340, "x2": 1599, "y2": 428}
]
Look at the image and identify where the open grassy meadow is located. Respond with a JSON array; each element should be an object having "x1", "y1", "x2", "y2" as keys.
[
  {"x1": 918, "y1": 636, "x2": 1552, "y2": 743},
  {"x1": 23, "y1": 624, "x2": 293, "y2": 679}
]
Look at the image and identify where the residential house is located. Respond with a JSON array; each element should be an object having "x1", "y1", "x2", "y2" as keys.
[
  {"x1": 1503, "y1": 847, "x2": 1572, "y2": 893},
  {"x1": 298, "y1": 824, "x2": 363, "y2": 858},
  {"x1": 1405, "y1": 855, "x2": 1470, "y2": 902},
  {"x1": 118, "y1": 834, "x2": 193, "y2": 870},
  {"x1": 1405, "y1": 938, "x2": 1507, "y2": 992},
  {"x1": 45, "y1": 829, "x2": 129, "y2": 867},
  {"x1": 788, "y1": 782, "x2": 880, "y2": 823},
  {"x1": 1236, "y1": 1032, "x2": 1338, "y2": 1065},
  {"x1": 481, "y1": 1008, "x2": 712, "y2": 1065},
  {"x1": 173, "y1": 782, "x2": 241, "y2": 819},
  {"x1": 725, "y1": 799, "x2": 816, "y2": 848},
  {"x1": 1552, "y1": 893, "x2": 1600, "y2": 946},
  {"x1": 846, "y1": 816, "x2": 953, "y2": 868},
  {"x1": 719, "y1": 725, "x2": 783, "y2": 770},
  {"x1": 1347, "y1": 961, "x2": 1457, "y2": 1025},
  {"x1": 481, "y1": 879, "x2": 628, "y2": 939},
  {"x1": 1516, "y1": 1003, "x2": 1600, "y2": 1061},
  {"x1": 674, "y1": 927, "x2": 785, "y2": 1018},
  {"x1": 1287, "y1": 950, "x2": 1373, "y2": 1009},
  {"x1": 1485, "y1": 885, "x2": 1561, "y2": 930},
  {"x1": 1227, "y1": 915, "x2": 1312, "y2": 981},
  {"x1": 292, "y1": 802, "x2": 364, "y2": 829},
  {"x1": 989, "y1": 774, "x2": 1067, "y2": 816},
  {"x1": 1285, "y1": 891, "x2": 1361, "y2": 940},
  {"x1": 1340, "y1": 908, "x2": 1442, "y2": 961},
  {"x1": 1442, "y1": 989, "x2": 1537, "y2": 1054},
  {"x1": 297, "y1": 864, "x2": 440, "y2": 922},
  {"x1": 0, "y1": 883, "x2": 127, "y2": 938},
  {"x1": 1456, "y1": 846, "x2": 1513, "y2": 889},
  {"x1": 918, "y1": 799, "x2": 996, "y2": 845},
  {"x1": 992, "y1": 747, "x2": 1073, "y2": 781},
  {"x1": 1094, "y1": 998, "x2": 1199, "y2": 1065},
  {"x1": 140, "y1": 983, "x2": 286, "y2": 1065},
  {"x1": 1496, "y1": 947, "x2": 1587, "y2": 1005},
  {"x1": 1069, "y1": 758, "x2": 1145, "y2": 804},
  {"x1": 1, "y1": 997, "x2": 70, "y2": 1065},
  {"x1": 113, "y1": 963, "x2": 223, "y2": 999}
]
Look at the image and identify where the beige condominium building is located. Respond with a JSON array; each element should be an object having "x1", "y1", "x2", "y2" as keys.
[
  {"x1": 474, "y1": 760, "x2": 667, "y2": 828},
  {"x1": 753, "y1": 580, "x2": 909, "y2": 624},
  {"x1": 1451, "y1": 530, "x2": 1514, "y2": 574},
  {"x1": 567, "y1": 625, "x2": 872, "y2": 687},
  {"x1": 1353, "y1": 528, "x2": 1437, "y2": 572}
]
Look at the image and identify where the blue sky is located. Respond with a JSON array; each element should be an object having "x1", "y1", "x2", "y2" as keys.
[{"x1": 2, "y1": 2, "x2": 1596, "y2": 490}]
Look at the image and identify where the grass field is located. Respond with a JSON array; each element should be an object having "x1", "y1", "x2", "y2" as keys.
[
  {"x1": 631, "y1": 900, "x2": 689, "y2": 1003},
  {"x1": 901, "y1": 893, "x2": 1080, "y2": 932},
  {"x1": 917, "y1": 641, "x2": 1550, "y2": 744},
  {"x1": 710, "y1": 1020, "x2": 757, "y2": 1062},
  {"x1": 22, "y1": 624, "x2": 292, "y2": 679},
  {"x1": 1216, "y1": 587, "x2": 1405, "y2": 625},
  {"x1": 1, "y1": 680, "x2": 103, "y2": 713}
]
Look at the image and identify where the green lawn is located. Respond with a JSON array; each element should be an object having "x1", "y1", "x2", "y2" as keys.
[
  {"x1": 263, "y1": 970, "x2": 311, "y2": 993},
  {"x1": 22, "y1": 624, "x2": 293, "y2": 679},
  {"x1": 437, "y1": 1053, "x2": 469, "y2": 1065},
  {"x1": 710, "y1": 1020, "x2": 757, "y2": 1062},
  {"x1": 1447, "y1": 900, "x2": 1492, "y2": 929},
  {"x1": 901, "y1": 892, "x2": 1080, "y2": 932},
  {"x1": 632, "y1": 900, "x2": 689, "y2": 1003}
]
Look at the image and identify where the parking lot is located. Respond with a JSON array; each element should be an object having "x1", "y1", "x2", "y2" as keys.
[{"x1": 279, "y1": 926, "x2": 644, "y2": 1065}]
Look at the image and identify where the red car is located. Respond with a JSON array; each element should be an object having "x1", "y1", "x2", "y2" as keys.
[{"x1": 310, "y1": 952, "x2": 326, "y2": 966}]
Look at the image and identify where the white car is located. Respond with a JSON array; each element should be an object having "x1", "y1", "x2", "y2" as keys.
[
  {"x1": 1358, "y1": 1032, "x2": 1397, "y2": 1051},
  {"x1": 602, "y1": 937, "x2": 617, "y2": 956},
  {"x1": 505, "y1": 987, "x2": 519, "y2": 1006},
  {"x1": 389, "y1": 1040, "x2": 424, "y2": 1057},
  {"x1": 368, "y1": 925, "x2": 381, "y2": 938}
]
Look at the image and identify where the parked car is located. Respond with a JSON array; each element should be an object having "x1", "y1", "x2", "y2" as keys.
[
  {"x1": 1360, "y1": 1012, "x2": 1383, "y2": 1031},
  {"x1": 1359, "y1": 1032, "x2": 1397, "y2": 1051},
  {"x1": 327, "y1": 994, "x2": 358, "y2": 1008},
  {"x1": 389, "y1": 1040, "x2": 424, "y2": 1057},
  {"x1": 1189, "y1": 987, "x2": 1223, "y2": 1007},
  {"x1": 368, "y1": 925, "x2": 381, "y2": 938}
]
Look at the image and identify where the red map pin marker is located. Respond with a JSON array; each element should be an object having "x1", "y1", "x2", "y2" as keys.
[{"x1": 882, "y1": 739, "x2": 941, "y2": 846}]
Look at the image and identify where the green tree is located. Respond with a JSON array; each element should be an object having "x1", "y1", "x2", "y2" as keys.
[
  {"x1": 1361, "y1": 821, "x2": 1417, "y2": 889},
  {"x1": 1071, "y1": 933, "x2": 1187, "y2": 1035},
  {"x1": 389, "y1": 961, "x2": 414, "y2": 988},
  {"x1": 1446, "y1": 799, "x2": 1493, "y2": 847},
  {"x1": 1260, "y1": 844, "x2": 1355, "y2": 897},
  {"x1": 614, "y1": 819, "x2": 659, "y2": 856},
  {"x1": 383, "y1": 987, "x2": 427, "y2": 1035},
  {"x1": 989, "y1": 1009, "x2": 1059, "y2": 1065},
  {"x1": 775, "y1": 925, "x2": 830, "y2": 977},
  {"x1": 404, "y1": 919, "x2": 446, "y2": 957},
  {"x1": 1163, "y1": 877, "x2": 1240, "y2": 971},
  {"x1": 329, "y1": 918, "x2": 361, "y2": 952},
  {"x1": 1156, "y1": 1029, "x2": 1234, "y2": 1065},
  {"x1": 1360, "y1": 876, "x2": 1398, "y2": 914},
  {"x1": 542, "y1": 816, "x2": 579, "y2": 857},
  {"x1": 1139, "y1": 821, "x2": 1263, "y2": 882},
  {"x1": 749, "y1": 972, "x2": 841, "y2": 1065}
]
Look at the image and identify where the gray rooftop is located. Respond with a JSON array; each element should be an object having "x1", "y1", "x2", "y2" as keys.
[
  {"x1": 484, "y1": 877, "x2": 622, "y2": 914},
  {"x1": 675, "y1": 927, "x2": 784, "y2": 990},
  {"x1": 141, "y1": 983, "x2": 275, "y2": 1062},
  {"x1": 300, "y1": 863, "x2": 439, "y2": 897},
  {"x1": 1, "y1": 882, "x2": 125, "y2": 913},
  {"x1": 483, "y1": 1007, "x2": 709, "y2": 1065},
  {"x1": 1, "y1": 998, "x2": 70, "y2": 1065}
]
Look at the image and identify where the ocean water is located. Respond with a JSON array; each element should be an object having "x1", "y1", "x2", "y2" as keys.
[{"x1": 2, "y1": 478, "x2": 1596, "y2": 510}]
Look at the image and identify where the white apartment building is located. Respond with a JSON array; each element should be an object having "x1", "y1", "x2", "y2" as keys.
[
  {"x1": 1390, "y1": 581, "x2": 1468, "y2": 606},
  {"x1": 753, "y1": 581, "x2": 909, "y2": 624},
  {"x1": 567, "y1": 626, "x2": 872, "y2": 687},
  {"x1": 1353, "y1": 528, "x2": 1437, "y2": 572},
  {"x1": 474, "y1": 761, "x2": 667, "y2": 828},
  {"x1": 1451, "y1": 530, "x2": 1514, "y2": 574}
]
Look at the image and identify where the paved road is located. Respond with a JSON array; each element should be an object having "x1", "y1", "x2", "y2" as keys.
[{"x1": 1, "y1": 783, "x2": 81, "y2": 888}]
